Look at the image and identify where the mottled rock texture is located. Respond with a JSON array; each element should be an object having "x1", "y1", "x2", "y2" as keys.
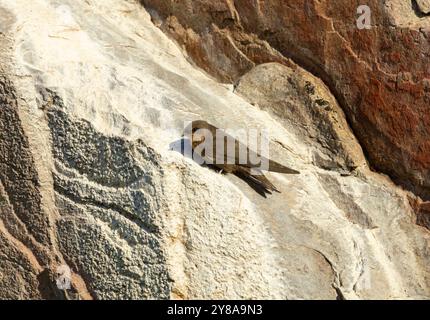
[
  {"x1": 142, "y1": 0, "x2": 430, "y2": 201},
  {"x1": 0, "y1": 0, "x2": 429, "y2": 300},
  {"x1": 416, "y1": 0, "x2": 430, "y2": 14}
]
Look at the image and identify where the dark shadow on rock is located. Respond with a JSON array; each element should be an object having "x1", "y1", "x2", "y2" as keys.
[
  {"x1": 169, "y1": 137, "x2": 204, "y2": 163},
  {"x1": 169, "y1": 138, "x2": 190, "y2": 158},
  {"x1": 233, "y1": 170, "x2": 272, "y2": 198},
  {"x1": 412, "y1": 0, "x2": 430, "y2": 17},
  {"x1": 37, "y1": 269, "x2": 67, "y2": 300}
]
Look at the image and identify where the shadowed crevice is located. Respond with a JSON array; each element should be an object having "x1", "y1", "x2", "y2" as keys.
[{"x1": 412, "y1": 0, "x2": 430, "y2": 17}]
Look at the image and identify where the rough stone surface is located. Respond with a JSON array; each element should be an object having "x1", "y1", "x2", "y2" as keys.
[
  {"x1": 235, "y1": 63, "x2": 366, "y2": 173},
  {"x1": 142, "y1": 0, "x2": 430, "y2": 201},
  {"x1": 0, "y1": 0, "x2": 429, "y2": 300},
  {"x1": 416, "y1": 0, "x2": 430, "y2": 14}
]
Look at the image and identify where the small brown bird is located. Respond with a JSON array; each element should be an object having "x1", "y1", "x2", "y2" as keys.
[{"x1": 183, "y1": 120, "x2": 299, "y2": 195}]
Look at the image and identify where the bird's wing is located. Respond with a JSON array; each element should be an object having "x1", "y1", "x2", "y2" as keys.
[
  {"x1": 267, "y1": 158, "x2": 300, "y2": 174},
  {"x1": 226, "y1": 134, "x2": 299, "y2": 174},
  {"x1": 203, "y1": 128, "x2": 299, "y2": 174}
]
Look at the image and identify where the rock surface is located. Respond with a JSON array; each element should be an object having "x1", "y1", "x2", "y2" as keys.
[
  {"x1": 0, "y1": 0, "x2": 429, "y2": 299},
  {"x1": 416, "y1": 0, "x2": 430, "y2": 14},
  {"x1": 142, "y1": 0, "x2": 430, "y2": 201}
]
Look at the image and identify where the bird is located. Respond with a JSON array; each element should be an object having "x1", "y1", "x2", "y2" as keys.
[{"x1": 183, "y1": 120, "x2": 299, "y2": 195}]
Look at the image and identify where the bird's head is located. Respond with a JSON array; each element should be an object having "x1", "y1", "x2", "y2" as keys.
[
  {"x1": 182, "y1": 120, "x2": 214, "y2": 144},
  {"x1": 184, "y1": 120, "x2": 210, "y2": 132}
]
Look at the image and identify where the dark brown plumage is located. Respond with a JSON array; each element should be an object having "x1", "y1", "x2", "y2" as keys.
[{"x1": 184, "y1": 120, "x2": 299, "y2": 195}]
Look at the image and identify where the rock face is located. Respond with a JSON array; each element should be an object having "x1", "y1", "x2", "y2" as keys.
[
  {"x1": 0, "y1": 0, "x2": 429, "y2": 299},
  {"x1": 235, "y1": 63, "x2": 366, "y2": 173},
  {"x1": 416, "y1": 0, "x2": 430, "y2": 14},
  {"x1": 142, "y1": 0, "x2": 430, "y2": 201}
]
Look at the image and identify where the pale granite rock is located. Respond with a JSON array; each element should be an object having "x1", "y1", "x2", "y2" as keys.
[{"x1": 416, "y1": 0, "x2": 430, "y2": 14}]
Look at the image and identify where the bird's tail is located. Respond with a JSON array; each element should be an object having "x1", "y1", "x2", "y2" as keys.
[
  {"x1": 235, "y1": 166, "x2": 280, "y2": 193},
  {"x1": 268, "y1": 159, "x2": 300, "y2": 174}
]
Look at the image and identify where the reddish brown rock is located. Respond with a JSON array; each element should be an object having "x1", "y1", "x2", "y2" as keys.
[
  {"x1": 417, "y1": 202, "x2": 430, "y2": 230},
  {"x1": 416, "y1": 0, "x2": 430, "y2": 14},
  {"x1": 408, "y1": 196, "x2": 430, "y2": 230},
  {"x1": 142, "y1": 0, "x2": 430, "y2": 199}
]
